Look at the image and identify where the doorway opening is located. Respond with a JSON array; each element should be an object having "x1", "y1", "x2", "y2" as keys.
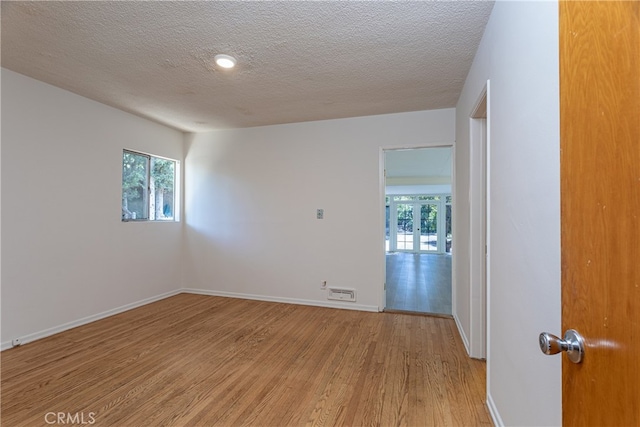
[{"x1": 384, "y1": 147, "x2": 453, "y2": 316}]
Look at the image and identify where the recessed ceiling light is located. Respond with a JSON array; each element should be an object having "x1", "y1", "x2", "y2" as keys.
[{"x1": 214, "y1": 54, "x2": 237, "y2": 69}]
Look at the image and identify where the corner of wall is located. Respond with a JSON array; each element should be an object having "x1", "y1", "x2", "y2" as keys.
[{"x1": 453, "y1": 313, "x2": 471, "y2": 355}]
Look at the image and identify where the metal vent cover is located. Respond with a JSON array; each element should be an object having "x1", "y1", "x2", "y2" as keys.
[{"x1": 327, "y1": 287, "x2": 356, "y2": 302}]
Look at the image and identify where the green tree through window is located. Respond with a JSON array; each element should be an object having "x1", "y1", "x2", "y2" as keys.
[{"x1": 122, "y1": 150, "x2": 176, "y2": 221}]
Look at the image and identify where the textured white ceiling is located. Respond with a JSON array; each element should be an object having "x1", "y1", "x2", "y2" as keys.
[{"x1": 1, "y1": 1, "x2": 494, "y2": 132}]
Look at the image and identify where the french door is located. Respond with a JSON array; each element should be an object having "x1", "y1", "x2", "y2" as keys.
[{"x1": 388, "y1": 195, "x2": 451, "y2": 253}]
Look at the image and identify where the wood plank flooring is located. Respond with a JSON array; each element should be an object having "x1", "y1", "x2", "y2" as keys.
[
  {"x1": 1, "y1": 294, "x2": 489, "y2": 426},
  {"x1": 386, "y1": 253, "x2": 452, "y2": 315}
]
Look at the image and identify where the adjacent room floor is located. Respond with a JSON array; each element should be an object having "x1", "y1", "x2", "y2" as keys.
[{"x1": 385, "y1": 252, "x2": 452, "y2": 315}]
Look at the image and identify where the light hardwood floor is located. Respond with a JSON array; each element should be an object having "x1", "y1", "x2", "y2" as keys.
[
  {"x1": 386, "y1": 253, "x2": 452, "y2": 315},
  {"x1": 1, "y1": 294, "x2": 489, "y2": 426}
]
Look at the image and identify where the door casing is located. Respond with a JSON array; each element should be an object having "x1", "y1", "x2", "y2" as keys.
[{"x1": 469, "y1": 83, "x2": 489, "y2": 359}]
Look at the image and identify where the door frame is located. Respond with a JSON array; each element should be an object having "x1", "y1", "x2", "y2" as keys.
[
  {"x1": 469, "y1": 82, "x2": 490, "y2": 359},
  {"x1": 379, "y1": 143, "x2": 454, "y2": 311}
]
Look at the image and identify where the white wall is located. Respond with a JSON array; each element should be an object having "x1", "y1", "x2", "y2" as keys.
[
  {"x1": 183, "y1": 109, "x2": 454, "y2": 310},
  {"x1": 1, "y1": 69, "x2": 184, "y2": 349},
  {"x1": 455, "y1": 2, "x2": 561, "y2": 426}
]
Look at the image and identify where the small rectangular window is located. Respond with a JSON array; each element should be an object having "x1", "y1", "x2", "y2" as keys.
[{"x1": 122, "y1": 150, "x2": 177, "y2": 221}]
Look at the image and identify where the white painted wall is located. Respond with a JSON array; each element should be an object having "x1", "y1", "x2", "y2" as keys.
[
  {"x1": 455, "y1": 2, "x2": 561, "y2": 426},
  {"x1": 1, "y1": 69, "x2": 184, "y2": 349},
  {"x1": 183, "y1": 109, "x2": 454, "y2": 310}
]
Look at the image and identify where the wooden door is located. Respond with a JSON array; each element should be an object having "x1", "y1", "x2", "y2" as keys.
[{"x1": 560, "y1": 1, "x2": 640, "y2": 426}]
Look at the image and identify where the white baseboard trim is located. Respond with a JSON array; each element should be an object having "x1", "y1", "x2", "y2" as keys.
[
  {"x1": 181, "y1": 288, "x2": 380, "y2": 313},
  {"x1": 0, "y1": 289, "x2": 181, "y2": 352},
  {"x1": 1, "y1": 289, "x2": 380, "y2": 352},
  {"x1": 453, "y1": 313, "x2": 471, "y2": 356},
  {"x1": 486, "y1": 392, "x2": 504, "y2": 427}
]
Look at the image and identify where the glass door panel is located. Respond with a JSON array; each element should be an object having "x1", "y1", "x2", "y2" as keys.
[
  {"x1": 419, "y1": 203, "x2": 438, "y2": 252},
  {"x1": 396, "y1": 204, "x2": 414, "y2": 251},
  {"x1": 388, "y1": 195, "x2": 452, "y2": 254}
]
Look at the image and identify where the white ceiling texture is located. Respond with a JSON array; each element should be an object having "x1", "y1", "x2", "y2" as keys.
[{"x1": 1, "y1": 1, "x2": 494, "y2": 132}]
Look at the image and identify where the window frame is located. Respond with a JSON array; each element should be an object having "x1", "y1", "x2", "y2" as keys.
[{"x1": 121, "y1": 149, "x2": 179, "y2": 223}]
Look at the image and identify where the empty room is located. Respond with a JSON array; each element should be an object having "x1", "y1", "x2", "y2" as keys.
[{"x1": 2, "y1": 1, "x2": 638, "y2": 426}]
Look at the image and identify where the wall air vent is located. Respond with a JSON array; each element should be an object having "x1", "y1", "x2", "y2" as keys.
[{"x1": 327, "y1": 287, "x2": 356, "y2": 302}]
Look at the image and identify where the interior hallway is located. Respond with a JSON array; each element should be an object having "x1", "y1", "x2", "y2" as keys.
[{"x1": 386, "y1": 252, "x2": 452, "y2": 315}]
